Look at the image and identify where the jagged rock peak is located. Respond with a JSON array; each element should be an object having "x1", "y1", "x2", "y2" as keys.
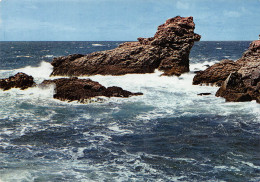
[{"x1": 50, "y1": 16, "x2": 201, "y2": 77}]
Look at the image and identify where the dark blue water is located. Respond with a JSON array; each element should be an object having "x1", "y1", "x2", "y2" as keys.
[
  {"x1": 0, "y1": 41, "x2": 249, "y2": 70},
  {"x1": 0, "y1": 41, "x2": 259, "y2": 181},
  {"x1": 0, "y1": 41, "x2": 124, "y2": 70}
]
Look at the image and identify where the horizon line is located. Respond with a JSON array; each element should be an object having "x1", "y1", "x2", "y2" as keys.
[{"x1": 0, "y1": 40, "x2": 255, "y2": 42}]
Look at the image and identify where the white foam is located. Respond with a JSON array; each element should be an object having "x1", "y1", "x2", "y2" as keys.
[
  {"x1": 15, "y1": 61, "x2": 53, "y2": 83},
  {"x1": 108, "y1": 124, "x2": 133, "y2": 134},
  {"x1": 241, "y1": 161, "x2": 260, "y2": 169},
  {"x1": 214, "y1": 165, "x2": 240, "y2": 171},
  {"x1": 80, "y1": 70, "x2": 219, "y2": 119},
  {"x1": 92, "y1": 44, "x2": 104, "y2": 47},
  {"x1": 0, "y1": 168, "x2": 35, "y2": 182},
  {"x1": 43, "y1": 55, "x2": 54, "y2": 58},
  {"x1": 1, "y1": 61, "x2": 259, "y2": 124},
  {"x1": 190, "y1": 61, "x2": 218, "y2": 71},
  {"x1": 16, "y1": 55, "x2": 32, "y2": 58}
]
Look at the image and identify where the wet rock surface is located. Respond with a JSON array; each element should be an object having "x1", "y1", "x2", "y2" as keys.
[
  {"x1": 41, "y1": 77, "x2": 142, "y2": 103},
  {"x1": 50, "y1": 16, "x2": 200, "y2": 77},
  {"x1": 0, "y1": 72, "x2": 35, "y2": 90},
  {"x1": 194, "y1": 40, "x2": 260, "y2": 103}
]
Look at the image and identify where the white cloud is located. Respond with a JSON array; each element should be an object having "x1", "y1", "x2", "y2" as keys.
[{"x1": 176, "y1": 1, "x2": 190, "y2": 10}]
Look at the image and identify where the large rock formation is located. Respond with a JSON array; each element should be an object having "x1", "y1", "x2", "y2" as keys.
[
  {"x1": 50, "y1": 16, "x2": 201, "y2": 77},
  {"x1": 41, "y1": 78, "x2": 142, "y2": 103},
  {"x1": 193, "y1": 40, "x2": 260, "y2": 103},
  {"x1": 0, "y1": 72, "x2": 35, "y2": 90}
]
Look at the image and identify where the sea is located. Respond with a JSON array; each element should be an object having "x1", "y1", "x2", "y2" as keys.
[{"x1": 0, "y1": 41, "x2": 259, "y2": 182}]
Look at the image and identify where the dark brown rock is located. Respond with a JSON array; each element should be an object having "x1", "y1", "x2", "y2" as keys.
[
  {"x1": 192, "y1": 59, "x2": 241, "y2": 86},
  {"x1": 50, "y1": 16, "x2": 200, "y2": 77},
  {"x1": 215, "y1": 72, "x2": 253, "y2": 102},
  {"x1": 194, "y1": 39, "x2": 260, "y2": 103},
  {"x1": 40, "y1": 78, "x2": 142, "y2": 103},
  {"x1": 0, "y1": 72, "x2": 35, "y2": 90}
]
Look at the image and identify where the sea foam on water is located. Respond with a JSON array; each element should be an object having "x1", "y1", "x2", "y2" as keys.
[{"x1": 0, "y1": 41, "x2": 259, "y2": 181}]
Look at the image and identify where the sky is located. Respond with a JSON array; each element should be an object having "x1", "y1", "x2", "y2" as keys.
[{"x1": 0, "y1": 0, "x2": 259, "y2": 41}]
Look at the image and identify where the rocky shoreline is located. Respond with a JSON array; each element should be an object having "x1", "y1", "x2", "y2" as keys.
[
  {"x1": 0, "y1": 73, "x2": 142, "y2": 102},
  {"x1": 1, "y1": 16, "x2": 201, "y2": 103},
  {"x1": 0, "y1": 17, "x2": 259, "y2": 104},
  {"x1": 193, "y1": 40, "x2": 260, "y2": 103}
]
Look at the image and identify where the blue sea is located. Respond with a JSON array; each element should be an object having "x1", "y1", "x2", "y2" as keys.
[{"x1": 0, "y1": 41, "x2": 259, "y2": 182}]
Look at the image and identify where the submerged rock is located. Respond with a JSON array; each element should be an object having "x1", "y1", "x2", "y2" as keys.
[
  {"x1": 194, "y1": 39, "x2": 260, "y2": 103},
  {"x1": 0, "y1": 72, "x2": 35, "y2": 90},
  {"x1": 50, "y1": 16, "x2": 201, "y2": 77},
  {"x1": 41, "y1": 78, "x2": 142, "y2": 103}
]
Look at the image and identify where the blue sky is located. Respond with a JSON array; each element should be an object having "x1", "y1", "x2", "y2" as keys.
[{"x1": 0, "y1": 0, "x2": 259, "y2": 41}]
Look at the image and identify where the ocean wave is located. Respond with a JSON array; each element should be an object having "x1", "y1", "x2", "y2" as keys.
[
  {"x1": 43, "y1": 55, "x2": 54, "y2": 58},
  {"x1": 92, "y1": 43, "x2": 105, "y2": 47},
  {"x1": 190, "y1": 60, "x2": 218, "y2": 71},
  {"x1": 1, "y1": 62, "x2": 259, "y2": 122},
  {"x1": 108, "y1": 123, "x2": 133, "y2": 134},
  {"x1": 16, "y1": 55, "x2": 32, "y2": 58},
  {"x1": 15, "y1": 61, "x2": 53, "y2": 83}
]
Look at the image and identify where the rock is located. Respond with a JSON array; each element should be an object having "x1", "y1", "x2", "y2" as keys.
[
  {"x1": 215, "y1": 72, "x2": 253, "y2": 102},
  {"x1": 50, "y1": 16, "x2": 201, "y2": 77},
  {"x1": 40, "y1": 77, "x2": 142, "y2": 103},
  {"x1": 217, "y1": 40, "x2": 260, "y2": 103},
  {"x1": 0, "y1": 72, "x2": 35, "y2": 90},
  {"x1": 193, "y1": 59, "x2": 241, "y2": 86},
  {"x1": 194, "y1": 39, "x2": 260, "y2": 103},
  {"x1": 194, "y1": 40, "x2": 260, "y2": 87},
  {"x1": 197, "y1": 93, "x2": 211, "y2": 96}
]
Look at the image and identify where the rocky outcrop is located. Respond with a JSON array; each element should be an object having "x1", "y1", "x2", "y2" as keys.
[
  {"x1": 0, "y1": 72, "x2": 35, "y2": 90},
  {"x1": 41, "y1": 78, "x2": 142, "y2": 103},
  {"x1": 192, "y1": 59, "x2": 241, "y2": 86},
  {"x1": 50, "y1": 16, "x2": 201, "y2": 77},
  {"x1": 215, "y1": 72, "x2": 253, "y2": 102},
  {"x1": 194, "y1": 40, "x2": 260, "y2": 103}
]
